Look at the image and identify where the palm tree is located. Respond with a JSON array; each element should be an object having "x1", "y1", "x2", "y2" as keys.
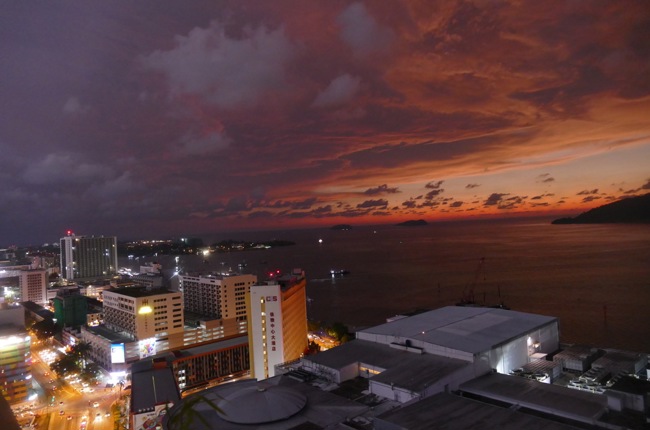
[
  {"x1": 70, "y1": 341, "x2": 92, "y2": 369},
  {"x1": 51, "y1": 354, "x2": 80, "y2": 377}
]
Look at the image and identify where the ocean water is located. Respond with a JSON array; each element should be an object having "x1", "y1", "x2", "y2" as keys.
[{"x1": 119, "y1": 218, "x2": 650, "y2": 353}]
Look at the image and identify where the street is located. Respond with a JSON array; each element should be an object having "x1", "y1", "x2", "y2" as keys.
[{"x1": 27, "y1": 342, "x2": 126, "y2": 430}]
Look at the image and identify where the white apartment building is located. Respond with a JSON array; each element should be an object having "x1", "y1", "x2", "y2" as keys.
[
  {"x1": 179, "y1": 272, "x2": 257, "y2": 322},
  {"x1": 19, "y1": 269, "x2": 47, "y2": 305},
  {"x1": 60, "y1": 234, "x2": 118, "y2": 280},
  {"x1": 103, "y1": 288, "x2": 184, "y2": 340},
  {"x1": 248, "y1": 269, "x2": 308, "y2": 380}
]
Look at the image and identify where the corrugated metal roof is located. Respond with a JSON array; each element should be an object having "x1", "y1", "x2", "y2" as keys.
[
  {"x1": 460, "y1": 373, "x2": 607, "y2": 423},
  {"x1": 131, "y1": 367, "x2": 180, "y2": 412},
  {"x1": 376, "y1": 392, "x2": 582, "y2": 430},
  {"x1": 359, "y1": 306, "x2": 557, "y2": 354}
]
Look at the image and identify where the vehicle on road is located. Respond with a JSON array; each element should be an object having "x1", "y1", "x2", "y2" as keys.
[{"x1": 93, "y1": 401, "x2": 99, "y2": 408}]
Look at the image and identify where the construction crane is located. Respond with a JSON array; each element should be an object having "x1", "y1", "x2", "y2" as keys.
[{"x1": 459, "y1": 257, "x2": 485, "y2": 305}]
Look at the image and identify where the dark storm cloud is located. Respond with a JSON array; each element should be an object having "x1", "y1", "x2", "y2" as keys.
[
  {"x1": 498, "y1": 195, "x2": 527, "y2": 210},
  {"x1": 284, "y1": 205, "x2": 334, "y2": 219},
  {"x1": 450, "y1": 201, "x2": 463, "y2": 208},
  {"x1": 581, "y1": 195, "x2": 602, "y2": 203},
  {"x1": 141, "y1": 22, "x2": 297, "y2": 110},
  {"x1": 343, "y1": 134, "x2": 501, "y2": 171},
  {"x1": 484, "y1": 193, "x2": 508, "y2": 206},
  {"x1": 267, "y1": 198, "x2": 319, "y2": 210},
  {"x1": 1, "y1": 1, "x2": 649, "y2": 244},
  {"x1": 356, "y1": 199, "x2": 388, "y2": 209},
  {"x1": 425, "y1": 180, "x2": 444, "y2": 189},
  {"x1": 621, "y1": 178, "x2": 650, "y2": 195},
  {"x1": 425, "y1": 189, "x2": 444, "y2": 200},
  {"x1": 247, "y1": 211, "x2": 274, "y2": 219},
  {"x1": 363, "y1": 184, "x2": 400, "y2": 195},
  {"x1": 536, "y1": 173, "x2": 555, "y2": 183},
  {"x1": 401, "y1": 199, "x2": 417, "y2": 209},
  {"x1": 337, "y1": 2, "x2": 395, "y2": 57},
  {"x1": 23, "y1": 153, "x2": 114, "y2": 185},
  {"x1": 312, "y1": 74, "x2": 362, "y2": 108},
  {"x1": 577, "y1": 189, "x2": 599, "y2": 195},
  {"x1": 642, "y1": 179, "x2": 650, "y2": 190}
]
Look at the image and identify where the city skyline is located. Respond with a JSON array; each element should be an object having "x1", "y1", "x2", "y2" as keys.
[{"x1": 2, "y1": 1, "x2": 649, "y2": 245}]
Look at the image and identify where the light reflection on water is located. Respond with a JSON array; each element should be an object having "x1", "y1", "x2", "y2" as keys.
[{"x1": 120, "y1": 218, "x2": 650, "y2": 352}]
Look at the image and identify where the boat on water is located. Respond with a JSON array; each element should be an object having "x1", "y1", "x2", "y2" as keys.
[{"x1": 330, "y1": 269, "x2": 350, "y2": 277}]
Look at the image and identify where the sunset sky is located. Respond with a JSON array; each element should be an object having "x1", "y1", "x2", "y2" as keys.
[{"x1": 1, "y1": 1, "x2": 649, "y2": 245}]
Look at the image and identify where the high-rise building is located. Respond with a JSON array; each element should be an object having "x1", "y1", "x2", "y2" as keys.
[
  {"x1": 60, "y1": 233, "x2": 118, "y2": 280},
  {"x1": 52, "y1": 286, "x2": 88, "y2": 328},
  {"x1": 247, "y1": 269, "x2": 308, "y2": 380},
  {"x1": 103, "y1": 287, "x2": 184, "y2": 341},
  {"x1": 19, "y1": 269, "x2": 47, "y2": 305},
  {"x1": 179, "y1": 272, "x2": 256, "y2": 322},
  {"x1": 0, "y1": 304, "x2": 31, "y2": 404}
]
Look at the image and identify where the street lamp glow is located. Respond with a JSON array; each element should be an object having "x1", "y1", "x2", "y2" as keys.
[{"x1": 138, "y1": 306, "x2": 153, "y2": 314}]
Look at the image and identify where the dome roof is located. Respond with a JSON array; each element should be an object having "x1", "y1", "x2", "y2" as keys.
[{"x1": 216, "y1": 384, "x2": 307, "y2": 424}]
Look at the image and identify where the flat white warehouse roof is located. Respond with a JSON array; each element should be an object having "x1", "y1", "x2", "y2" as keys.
[{"x1": 357, "y1": 306, "x2": 557, "y2": 355}]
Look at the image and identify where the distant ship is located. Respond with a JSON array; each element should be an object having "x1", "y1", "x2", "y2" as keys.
[{"x1": 330, "y1": 269, "x2": 350, "y2": 277}]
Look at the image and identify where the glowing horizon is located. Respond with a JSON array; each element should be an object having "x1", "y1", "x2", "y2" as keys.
[{"x1": 1, "y1": 1, "x2": 648, "y2": 245}]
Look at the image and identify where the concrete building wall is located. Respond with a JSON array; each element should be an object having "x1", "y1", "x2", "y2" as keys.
[
  {"x1": 248, "y1": 282, "x2": 282, "y2": 379},
  {"x1": 19, "y1": 270, "x2": 47, "y2": 305},
  {"x1": 280, "y1": 278, "x2": 308, "y2": 365},
  {"x1": 179, "y1": 273, "x2": 256, "y2": 319},
  {"x1": 60, "y1": 235, "x2": 117, "y2": 280},
  {"x1": 103, "y1": 290, "x2": 183, "y2": 340}
]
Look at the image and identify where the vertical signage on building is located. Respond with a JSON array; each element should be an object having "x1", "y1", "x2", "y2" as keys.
[{"x1": 263, "y1": 295, "x2": 283, "y2": 367}]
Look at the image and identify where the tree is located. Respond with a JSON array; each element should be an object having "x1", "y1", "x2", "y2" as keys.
[
  {"x1": 327, "y1": 322, "x2": 350, "y2": 343},
  {"x1": 51, "y1": 354, "x2": 80, "y2": 377},
  {"x1": 69, "y1": 342, "x2": 92, "y2": 369},
  {"x1": 32, "y1": 319, "x2": 58, "y2": 341},
  {"x1": 80, "y1": 362, "x2": 101, "y2": 384}
]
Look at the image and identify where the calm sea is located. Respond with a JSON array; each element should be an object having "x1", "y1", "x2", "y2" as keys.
[{"x1": 119, "y1": 218, "x2": 650, "y2": 353}]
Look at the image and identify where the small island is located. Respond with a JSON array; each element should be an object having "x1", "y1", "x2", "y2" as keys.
[
  {"x1": 331, "y1": 224, "x2": 352, "y2": 230},
  {"x1": 395, "y1": 219, "x2": 428, "y2": 227},
  {"x1": 552, "y1": 193, "x2": 650, "y2": 224}
]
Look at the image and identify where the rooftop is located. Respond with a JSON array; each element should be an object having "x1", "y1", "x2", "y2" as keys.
[
  {"x1": 104, "y1": 286, "x2": 177, "y2": 298},
  {"x1": 165, "y1": 375, "x2": 368, "y2": 430},
  {"x1": 358, "y1": 306, "x2": 558, "y2": 354},
  {"x1": 304, "y1": 339, "x2": 468, "y2": 392},
  {"x1": 376, "y1": 392, "x2": 582, "y2": 430},
  {"x1": 131, "y1": 366, "x2": 180, "y2": 414},
  {"x1": 83, "y1": 324, "x2": 133, "y2": 344},
  {"x1": 460, "y1": 373, "x2": 607, "y2": 424}
]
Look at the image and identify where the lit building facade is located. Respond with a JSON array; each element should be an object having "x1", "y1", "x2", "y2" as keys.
[
  {"x1": 60, "y1": 234, "x2": 118, "y2": 280},
  {"x1": 0, "y1": 304, "x2": 31, "y2": 404},
  {"x1": 103, "y1": 288, "x2": 184, "y2": 341},
  {"x1": 19, "y1": 269, "x2": 47, "y2": 305},
  {"x1": 179, "y1": 272, "x2": 256, "y2": 321},
  {"x1": 247, "y1": 269, "x2": 308, "y2": 380},
  {"x1": 170, "y1": 335, "x2": 250, "y2": 391}
]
